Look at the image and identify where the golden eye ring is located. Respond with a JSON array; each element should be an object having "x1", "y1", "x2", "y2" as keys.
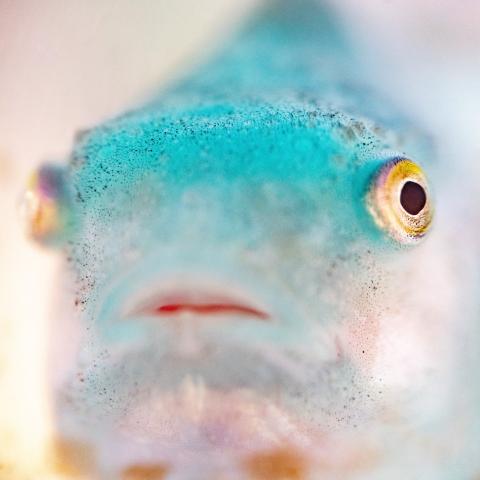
[{"x1": 367, "y1": 158, "x2": 433, "y2": 244}]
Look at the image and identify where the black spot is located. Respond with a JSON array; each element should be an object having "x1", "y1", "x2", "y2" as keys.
[{"x1": 400, "y1": 181, "x2": 426, "y2": 215}]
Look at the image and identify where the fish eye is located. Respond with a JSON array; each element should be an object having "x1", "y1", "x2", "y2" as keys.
[
  {"x1": 366, "y1": 158, "x2": 433, "y2": 244},
  {"x1": 19, "y1": 165, "x2": 70, "y2": 246}
]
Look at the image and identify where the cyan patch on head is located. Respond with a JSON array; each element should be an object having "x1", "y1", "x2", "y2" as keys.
[{"x1": 69, "y1": 98, "x2": 410, "y2": 252}]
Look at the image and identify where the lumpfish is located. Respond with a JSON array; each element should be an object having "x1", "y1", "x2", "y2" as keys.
[{"x1": 22, "y1": 0, "x2": 480, "y2": 478}]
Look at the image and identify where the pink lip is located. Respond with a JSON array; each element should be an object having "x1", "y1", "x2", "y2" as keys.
[
  {"x1": 152, "y1": 302, "x2": 270, "y2": 320},
  {"x1": 127, "y1": 277, "x2": 272, "y2": 322}
]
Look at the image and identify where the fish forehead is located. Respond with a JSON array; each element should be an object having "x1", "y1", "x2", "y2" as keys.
[
  {"x1": 68, "y1": 100, "x2": 404, "y2": 254},
  {"x1": 71, "y1": 100, "x2": 393, "y2": 194}
]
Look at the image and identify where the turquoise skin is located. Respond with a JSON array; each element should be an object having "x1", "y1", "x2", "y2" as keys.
[{"x1": 41, "y1": 1, "x2": 479, "y2": 479}]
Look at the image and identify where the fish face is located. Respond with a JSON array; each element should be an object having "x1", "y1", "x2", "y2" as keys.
[{"x1": 41, "y1": 100, "x2": 470, "y2": 478}]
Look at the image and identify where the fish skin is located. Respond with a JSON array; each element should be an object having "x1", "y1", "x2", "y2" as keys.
[{"x1": 38, "y1": 1, "x2": 480, "y2": 479}]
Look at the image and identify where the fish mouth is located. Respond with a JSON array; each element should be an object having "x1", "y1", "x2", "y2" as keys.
[
  {"x1": 147, "y1": 302, "x2": 269, "y2": 319},
  {"x1": 124, "y1": 276, "x2": 272, "y2": 322},
  {"x1": 94, "y1": 271, "x2": 331, "y2": 413},
  {"x1": 92, "y1": 270, "x2": 343, "y2": 429},
  {"x1": 99, "y1": 269, "x2": 336, "y2": 379}
]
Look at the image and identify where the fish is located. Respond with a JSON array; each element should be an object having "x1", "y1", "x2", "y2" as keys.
[{"x1": 21, "y1": 0, "x2": 480, "y2": 478}]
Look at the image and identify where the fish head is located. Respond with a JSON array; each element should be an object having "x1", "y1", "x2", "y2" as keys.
[{"x1": 23, "y1": 98, "x2": 475, "y2": 477}]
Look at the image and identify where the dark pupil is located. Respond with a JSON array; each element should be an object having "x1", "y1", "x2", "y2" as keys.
[{"x1": 400, "y1": 181, "x2": 427, "y2": 215}]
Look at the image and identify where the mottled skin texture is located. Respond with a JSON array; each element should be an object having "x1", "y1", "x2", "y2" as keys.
[{"x1": 39, "y1": 0, "x2": 479, "y2": 479}]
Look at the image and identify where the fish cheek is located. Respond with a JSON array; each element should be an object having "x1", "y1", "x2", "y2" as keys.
[{"x1": 343, "y1": 312, "x2": 380, "y2": 375}]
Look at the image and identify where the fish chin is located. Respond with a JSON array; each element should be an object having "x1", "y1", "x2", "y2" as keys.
[
  {"x1": 117, "y1": 382, "x2": 313, "y2": 453},
  {"x1": 57, "y1": 336, "x2": 377, "y2": 470},
  {"x1": 65, "y1": 383, "x2": 383, "y2": 477},
  {"x1": 63, "y1": 375, "x2": 321, "y2": 475}
]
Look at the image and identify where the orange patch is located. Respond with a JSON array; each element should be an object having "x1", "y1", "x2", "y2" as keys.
[
  {"x1": 243, "y1": 448, "x2": 307, "y2": 480},
  {"x1": 122, "y1": 464, "x2": 169, "y2": 480},
  {"x1": 48, "y1": 437, "x2": 96, "y2": 477}
]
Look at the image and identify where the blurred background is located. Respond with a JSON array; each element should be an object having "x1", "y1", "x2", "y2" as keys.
[{"x1": 0, "y1": 0, "x2": 478, "y2": 477}]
